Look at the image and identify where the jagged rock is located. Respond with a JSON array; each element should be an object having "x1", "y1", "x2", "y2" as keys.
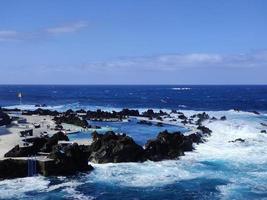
[
  {"x1": 197, "y1": 125, "x2": 212, "y2": 135},
  {"x1": 48, "y1": 143, "x2": 93, "y2": 175},
  {"x1": 88, "y1": 131, "x2": 145, "y2": 163},
  {"x1": 181, "y1": 120, "x2": 188, "y2": 124},
  {"x1": 4, "y1": 133, "x2": 67, "y2": 157},
  {"x1": 230, "y1": 138, "x2": 245, "y2": 143},
  {"x1": 144, "y1": 130, "x2": 197, "y2": 161},
  {"x1": 41, "y1": 132, "x2": 69, "y2": 153},
  {"x1": 76, "y1": 109, "x2": 87, "y2": 113},
  {"x1": 120, "y1": 108, "x2": 140, "y2": 116},
  {"x1": 22, "y1": 109, "x2": 59, "y2": 116},
  {"x1": 250, "y1": 111, "x2": 260, "y2": 115},
  {"x1": 137, "y1": 120, "x2": 153, "y2": 126},
  {"x1": 4, "y1": 137, "x2": 47, "y2": 157},
  {"x1": 156, "y1": 116, "x2": 163, "y2": 121},
  {"x1": 195, "y1": 112, "x2": 210, "y2": 125},
  {"x1": 188, "y1": 132, "x2": 204, "y2": 144},
  {"x1": 0, "y1": 110, "x2": 11, "y2": 126},
  {"x1": 142, "y1": 109, "x2": 166, "y2": 118},
  {"x1": 156, "y1": 122, "x2": 164, "y2": 127},
  {"x1": 220, "y1": 116, "x2": 227, "y2": 120},
  {"x1": 53, "y1": 114, "x2": 89, "y2": 128},
  {"x1": 178, "y1": 114, "x2": 187, "y2": 120},
  {"x1": 65, "y1": 109, "x2": 75, "y2": 115}
]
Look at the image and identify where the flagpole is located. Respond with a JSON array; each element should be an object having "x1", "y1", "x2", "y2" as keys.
[{"x1": 18, "y1": 92, "x2": 22, "y2": 105}]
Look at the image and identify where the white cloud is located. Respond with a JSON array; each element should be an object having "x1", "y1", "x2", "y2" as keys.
[
  {"x1": 45, "y1": 21, "x2": 88, "y2": 34},
  {"x1": 0, "y1": 21, "x2": 88, "y2": 42},
  {"x1": 81, "y1": 51, "x2": 267, "y2": 72},
  {"x1": 0, "y1": 30, "x2": 19, "y2": 41}
]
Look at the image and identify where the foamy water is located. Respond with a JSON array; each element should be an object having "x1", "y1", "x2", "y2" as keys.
[{"x1": 1, "y1": 110, "x2": 266, "y2": 199}]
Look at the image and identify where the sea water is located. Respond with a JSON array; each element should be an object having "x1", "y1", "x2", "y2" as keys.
[{"x1": 0, "y1": 85, "x2": 267, "y2": 200}]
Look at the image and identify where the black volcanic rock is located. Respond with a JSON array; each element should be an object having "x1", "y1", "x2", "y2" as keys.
[
  {"x1": 22, "y1": 108, "x2": 59, "y2": 116},
  {"x1": 197, "y1": 125, "x2": 212, "y2": 135},
  {"x1": 5, "y1": 132, "x2": 67, "y2": 157},
  {"x1": 220, "y1": 116, "x2": 227, "y2": 121},
  {"x1": 88, "y1": 131, "x2": 145, "y2": 163},
  {"x1": 137, "y1": 120, "x2": 153, "y2": 126},
  {"x1": 195, "y1": 112, "x2": 210, "y2": 125},
  {"x1": 142, "y1": 109, "x2": 167, "y2": 118},
  {"x1": 230, "y1": 138, "x2": 245, "y2": 143},
  {"x1": 53, "y1": 114, "x2": 89, "y2": 128},
  {"x1": 0, "y1": 110, "x2": 11, "y2": 126},
  {"x1": 144, "y1": 130, "x2": 198, "y2": 161},
  {"x1": 41, "y1": 132, "x2": 69, "y2": 153},
  {"x1": 261, "y1": 130, "x2": 266, "y2": 133},
  {"x1": 250, "y1": 111, "x2": 260, "y2": 115},
  {"x1": 120, "y1": 108, "x2": 140, "y2": 116},
  {"x1": 178, "y1": 114, "x2": 187, "y2": 120},
  {"x1": 48, "y1": 143, "x2": 93, "y2": 176},
  {"x1": 4, "y1": 137, "x2": 47, "y2": 157}
]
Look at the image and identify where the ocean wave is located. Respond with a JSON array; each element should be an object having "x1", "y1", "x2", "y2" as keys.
[
  {"x1": 0, "y1": 176, "x2": 50, "y2": 199},
  {"x1": 171, "y1": 87, "x2": 191, "y2": 91}
]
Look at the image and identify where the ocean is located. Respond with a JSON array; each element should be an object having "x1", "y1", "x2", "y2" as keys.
[{"x1": 0, "y1": 85, "x2": 267, "y2": 200}]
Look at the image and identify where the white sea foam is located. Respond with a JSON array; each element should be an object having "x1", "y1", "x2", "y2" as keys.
[
  {"x1": 87, "y1": 110, "x2": 267, "y2": 191},
  {"x1": 0, "y1": 176, "x2": 50, "y2": 199},
  {"x1": 89, "y1": 160, "x2": 201, "y2": 187},
  {"x1": 1, "y1": 108, "x2": 266, "y2": 197},
  {"x1": 171, "y1": 87, "x2": 191, "y2": 91}
]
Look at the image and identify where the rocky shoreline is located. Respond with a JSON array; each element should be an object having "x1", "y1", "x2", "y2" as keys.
[{"x1": 0, "y1": 107, "x2": 240, "y2": 180}]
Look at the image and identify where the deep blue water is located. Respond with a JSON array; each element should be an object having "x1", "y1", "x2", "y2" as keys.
[
  {"x1": 0, "y1": 85, "x2": 267, "y2": 200},
  {"x1": 0, "y1": 85, "x2": 267, "y2": 111}
]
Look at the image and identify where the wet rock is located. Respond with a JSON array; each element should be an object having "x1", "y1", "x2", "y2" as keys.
[
  {"x1": 156, "y1": 116, "x2": 163, "y2": 121},
  {"x1": 261, "y1": 130, "x2": 266, "y2": 133},
  {"x1": 197, "y1": 126, "x2": 212, "y2": 135},
  {"x1": 76, "y1": 109, "x2": 87, "y2": 113},
  {"x1": 220, "y1": 116, "x2": 227, "y2": 121},
  {"x1": 4, "y1": 137, "x2": 47, "y2": 157},
  {"x1": 230, "y1": 138, "x2": 245, "y2": 143},
  {"x1": 22, "y1": 108, "x2": 59, "y2": 116},
  {"x1": 0, "y1": 110, "x2": 11, "y2": 126},
  {"x1": 88, "y1": 131, "x2": 145, "y2": 163},
  {"x1": 142, "y1": 109, "x2": 167, "y2": 118},
  {"x1": 48, "y1": 143, "x2": 93, "y2": 176},
  {"x1": 5, "y1": 132, "x2": 67, "y2": 157},
  {"x1": 119, "y1": 108, "x2": 140, "y2": 116},
  {"x1": 250, "y1": 111, "x2": 260, "y2": 115},
  {"x1": 41, "y1": 132, "x2": 69, "y2": 153},
  {"x1": 53, "y1": 114, "x2": 89, "y2": 128},
  {"x1": 195, "y1": 112, "x2": 210, "y2": 125},
  {"x1": 156, "y1": 122, "x2": 164, "y2": 127},
  {"x1": 178, "y1": 114, "x2": 187, "y2": 120},
  {"x1": 181, "y1": 120, "x2": 188, "y2": 124},
  {"x1": 144, "y1": 130, "x2": 196, "y2": 161},
  {"x1": 137, "y1": 120, "x2": 153, "y2": 126}
]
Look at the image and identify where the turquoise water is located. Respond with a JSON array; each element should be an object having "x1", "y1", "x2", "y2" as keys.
[{"x1": 68, "y1": 118, "x2": 187, "y2": 145}]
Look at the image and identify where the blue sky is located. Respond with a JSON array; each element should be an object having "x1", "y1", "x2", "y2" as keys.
[{"x1": 0, "y1": 0, "x2": 266, "y2": 84}]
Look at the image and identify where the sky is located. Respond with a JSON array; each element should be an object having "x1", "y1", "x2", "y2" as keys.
[{"x1": 0, "y1": 0, "x2": 267, "y2": 84}]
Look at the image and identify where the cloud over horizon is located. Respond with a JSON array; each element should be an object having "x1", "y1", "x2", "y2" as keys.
[
  {"x1": 79, "y1": 51, "x2": 267, "y2": 72},
  {"x1": 0, "y1": 21, "x2": 88, "y2": 42}
]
